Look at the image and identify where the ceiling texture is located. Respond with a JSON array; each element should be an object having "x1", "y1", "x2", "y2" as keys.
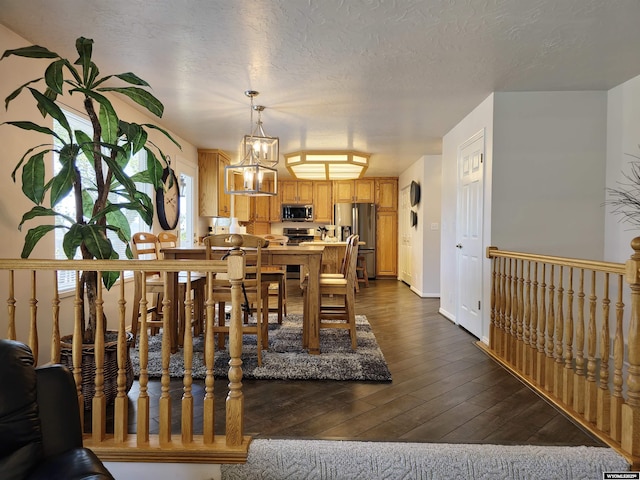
[{"x1": 2, "y1": 0, "x2": 640, "y2": 178}]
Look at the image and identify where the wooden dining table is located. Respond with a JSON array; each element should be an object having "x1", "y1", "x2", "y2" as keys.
[{"x1": 161, "y1": 244, "x2": 325, "y2": 355}]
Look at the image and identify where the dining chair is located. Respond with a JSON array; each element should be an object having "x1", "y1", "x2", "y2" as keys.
[
  {"x1": 155, "y1": 231, "x2": 206, "y2": 345},
  {"x1": 204, "y1": 233, "x2": 269, "y2": 366},
  {"x1": 315, "y1": 234, "x2": 359, "y2": 350},
  {"x1": 130, "y1": 232, "x2": 204, "y2": 349},
  {"x1": 320, "y1": 234, "x2": 358, "y2": 289},
  {"x1": 259, "y1": 234, "x2": 289, "y2": 324}
]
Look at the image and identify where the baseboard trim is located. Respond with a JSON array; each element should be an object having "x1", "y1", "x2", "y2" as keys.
[{"x1": 438, "y1": 307, "x2": 455, "y2": 323}]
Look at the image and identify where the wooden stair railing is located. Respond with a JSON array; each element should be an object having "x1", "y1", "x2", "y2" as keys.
[
  {"x1": 485, "y1": 242, "x2": 640, "y2": 469},
  {"x1": 0, "y1": 253, "x2": 251, "y2": 465}
]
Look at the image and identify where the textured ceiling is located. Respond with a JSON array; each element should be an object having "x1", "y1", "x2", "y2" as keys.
[{"x1": 2, "y1": 0, "x2": 640, "y2": 177}]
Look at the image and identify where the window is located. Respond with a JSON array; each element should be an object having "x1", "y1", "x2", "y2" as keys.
[{"x1": 53, "y1": 110, "x2": 150, "y2": 290}]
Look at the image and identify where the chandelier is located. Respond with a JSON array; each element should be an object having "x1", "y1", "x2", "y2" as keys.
[{"x1": 225, "y1": 90, "x2": 279, "y2": 196}]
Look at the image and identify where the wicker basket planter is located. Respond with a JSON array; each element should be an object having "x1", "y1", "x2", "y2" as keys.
[{"x1": 60, "y1": 331, "x2": 134, "y2": 410}]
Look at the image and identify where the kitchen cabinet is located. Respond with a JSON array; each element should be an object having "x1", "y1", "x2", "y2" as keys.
[
  {"x1": 376, "y1": 178, "x2": 398, "y2": 211},
  {"x1": 253, "y1": 190, "x2": 271, "y2": 222},
  {"x1": 269, "y1": 189, "x2": 282, "y2": 222},
  {"x1": 198, "y1": 149, "x2": 230, "y2": 217},
  {"x1": 376, "y1": 210, "x2": 398, "y2": 277},
  {"x1": 280, "y1": 180, "x2": 313, "y2": 204},
  {"x1": 312, "y1": 181, "x2": 332, "y2": 223},
  {"x1": 333, "y1": 179, "x2": 375, "y2": 203}
]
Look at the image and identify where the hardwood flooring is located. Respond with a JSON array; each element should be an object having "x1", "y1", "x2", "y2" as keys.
[{"x1": 122, "y1": 279, "x2": 604, "y2": 447}]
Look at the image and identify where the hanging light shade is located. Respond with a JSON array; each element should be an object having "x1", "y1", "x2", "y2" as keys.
[
  {"x1": 225, "y1": 90, "x2": 279, "y2": 196},
  {"x1": 285, "y1": 150, "x2": 370, "y2": 180}
]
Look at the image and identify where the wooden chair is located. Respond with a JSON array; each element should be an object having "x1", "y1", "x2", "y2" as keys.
[
  {"x1": 155, "y1": 231, "x2": 206, "y2": 344},
  {"x1": 130, "y1": 232, "x2": 204, "y2": 348},
  {"x1": 204, "y1": 233, "x2": 269, "y2": 366},
  {"x1": 304, "y1": 235, "x2": 359, "y2": 350},
  {"x1": 356, "y1": 252, "x2": 370, "y2": 288},
  {"x1": 259, "y1": 234, "x2": 289, "y2": 324}
]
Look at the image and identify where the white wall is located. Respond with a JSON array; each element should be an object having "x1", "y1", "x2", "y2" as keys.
[
  {"x1": 492, "y1": 91, "x2": 607, "y2": 259},
  {"x1": 605, "y1": 74, "x2": 640, "y2": 262},
  {"x1": 440, "y1": 94, "x2": 494, "y2": 323},
  {"x1": 0, "y1": 24, "x2": 198, "y2": 361},
  {"x1": 399, "y1": 155, "x2": 441, "y2": 297}
]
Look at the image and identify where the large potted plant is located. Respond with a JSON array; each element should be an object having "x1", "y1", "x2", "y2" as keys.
[{"x1": 2, "y1": 37, "x2": 180, "y2": 405}]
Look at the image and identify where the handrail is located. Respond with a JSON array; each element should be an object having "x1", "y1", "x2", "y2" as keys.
[
  {"x1": 484, "y1": 244, "x2": 639, "y2": 468},
  {"x1": 0, "y1": 256, "x2": 251, "y2": 464}
]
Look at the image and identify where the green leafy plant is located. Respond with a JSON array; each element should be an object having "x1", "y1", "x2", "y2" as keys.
[
  {"x1": 607, "y1": 159, "x2": 640, "y2": 229},
  {"x1": 2, "y1": 37, "x2": 180, "y2": 343}
]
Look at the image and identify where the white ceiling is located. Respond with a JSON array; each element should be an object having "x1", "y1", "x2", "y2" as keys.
[{"x1": 2, "y1": 0, "x2": 640, "y2": 178}]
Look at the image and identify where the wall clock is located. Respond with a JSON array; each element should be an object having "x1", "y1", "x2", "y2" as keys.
[{"x1": 156, "y1": 167, "x2": 180, "y2": 230}]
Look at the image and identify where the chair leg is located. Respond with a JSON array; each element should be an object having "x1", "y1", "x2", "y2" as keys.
[
  {"x1": 347, "y1": 289, "x2": 357, "y2": 350},
  {"x1": 217, "y1": 301, "x2": 226, "y2": 350}
]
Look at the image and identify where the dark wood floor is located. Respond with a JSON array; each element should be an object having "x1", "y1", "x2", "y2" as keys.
[{"x1": 125, "y1": 279, "x2": 604, "y2": 446}]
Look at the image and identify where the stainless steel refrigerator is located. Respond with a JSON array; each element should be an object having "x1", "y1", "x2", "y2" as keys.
[{"x1": 334, "y1": 202, "x2": 376, "y2": 279}]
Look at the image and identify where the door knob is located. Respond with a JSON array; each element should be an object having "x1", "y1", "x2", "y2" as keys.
[{"x1": 456, "y1": 243, "x2": 463, "y2": 249}]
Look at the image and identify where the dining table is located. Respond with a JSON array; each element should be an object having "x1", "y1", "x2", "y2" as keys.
[{"x1": 161, "y1": 244, "x2": 325, "y2": 355}]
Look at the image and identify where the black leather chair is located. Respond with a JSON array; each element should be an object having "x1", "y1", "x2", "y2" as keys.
[{"x1": 0, "y1": 339, "x2": 114, "y2": 480}]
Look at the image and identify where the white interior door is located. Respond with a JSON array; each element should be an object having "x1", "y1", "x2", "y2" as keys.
[
  {"x1": 399, "y1": 186, "x2": 412, "y2": 284},
  {"x1": 456, "y1": 131, "x2": 484, "y2": 338}
]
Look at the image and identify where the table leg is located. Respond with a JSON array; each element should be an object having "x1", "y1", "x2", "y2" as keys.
[
  {"x1": 306, "y1": 254, "x2": 321, "y2": 355},
  {"x1": 167, "y1": 271, "x2": 178, "y2": 354}
]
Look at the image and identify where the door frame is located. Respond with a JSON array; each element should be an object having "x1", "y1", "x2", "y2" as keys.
[{"x1": 455, "y1": 129, "x2": 485, "y2": 338}]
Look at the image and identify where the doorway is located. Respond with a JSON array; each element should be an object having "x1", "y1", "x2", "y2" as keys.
[
  {"x1": 399, "y1": 185, "x2": 412, "y2": 285},
  {"x1": 456, "y1": 130, "x2": 485, "y2": 338}
]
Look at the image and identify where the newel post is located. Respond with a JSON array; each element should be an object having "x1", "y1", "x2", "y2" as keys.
[
  {"x1": 225, "y1": 235, "x2": 246, "y2": 447},
  {"x1": 623, "y1": 237, "x2": 640, "y2": 455}
]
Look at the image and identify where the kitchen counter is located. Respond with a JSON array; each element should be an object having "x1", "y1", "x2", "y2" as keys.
[{"x1": 300, "y1": 240, "x2": 348, "y2": 246}]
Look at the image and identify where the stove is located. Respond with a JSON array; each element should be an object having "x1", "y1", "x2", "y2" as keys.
[
  {"x1": 283, "y1": 227, "x2": 314, "y2": 245},
  {"x1": 283, "y1": 228, "x2": 315, "y2": 278}
]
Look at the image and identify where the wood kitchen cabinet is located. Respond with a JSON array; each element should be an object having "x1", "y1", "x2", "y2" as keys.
[
  {"x1": 333, "y1": 178, "x2": 375, "y2": 203},
  {"x1": 198, "y1": 149, "x2": 231, "y2": 217},
  {"x1": 312, "y1": 181, "x2": 332, "y2": 223},
  {"x1": 376, "y1": 210, "x2": 398, "y2": 277},
  {"x1": 376, "y1": 178, "x2": 398, "y2": 211},
  {"x1": 280, "y1": 180, "x2": 313, "y2": 204},
  {"x1": 269, "y1": 189, "x2": 282, "y2": 222}
]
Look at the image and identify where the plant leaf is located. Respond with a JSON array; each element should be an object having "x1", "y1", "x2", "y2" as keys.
[
  {"x1": 119, "y1": 121, "x2": 147, "y2": 154},
  {"x1": 10, "y1": 144, "x2": 52, "y2": 181},
  {"x1": 44, "y1": 59, "x2": 65, "y2": 94},
  {"x1": 98, "y1": 86, "x2": 164, "y2": 117},
  {"x1": 81, "y1": 224, "x2": 113, "y2": 260},
  {"x1": 114, "y1": 72, "x2": 150, "y2": 86},
  {"x1": 21, "y1": 152, "x2": 46, "y2": 204},
  {"x1": 4, "y1": 77, "x2": 43, "y2": 110},
  {"x1": 105, "y1": 208, "x2": 131, "y2": 241},
  {"x1": 143, "y1": 123, "x2": 182, "y2": 150},
  {"x1": 50, "y1": 163, "x2": 75, "y2": 207},
  {"x1": 27, "y1": 87, "x2": 71, "y2": 135},
  {"x1": 4, "y1": 121, "x2": 63, "y2": 141},
  {"x1": 2, "y1": 45, "x2": 59, "y2": 60},
  {"x1": 98, "y1": 95, "x2": 119, "y2": 144},
  {"x1": 18, "y1": 205, "x2": 68, "y2": 231},
  {"x1": 63, "y1": 224, "x2": 84, "y2": 259},
  {"x1": 21, "y1": 224, "x2": 58, "y2": 258},
  {"x1": 74, "y1": 37, "x2": 93, "y2": 83},
  {"x1": 144, "y1": 148, "x2": 164, "y2": 188},
  {"x1": 102, "y1": 269, "x2": 120, "y2": 290}
]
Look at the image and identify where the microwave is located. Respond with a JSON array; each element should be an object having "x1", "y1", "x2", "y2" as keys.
[{"x1": 282, "y1": 204, "x2": 313, "y2": 222}]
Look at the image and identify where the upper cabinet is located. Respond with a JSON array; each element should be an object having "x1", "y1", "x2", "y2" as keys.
[
  {"x1": 333, "y1": 179, "x2": 375, "y2": 203},
  {"x1": 312, "y1": 181, "x2": 332, "y2": 223},
  {"x1": 375, "y1": 178, "x2": 398, "y2": 211},
  {"x1": 198, "y1": 149, "x2": 231, "y2": 217},
  {"x1": 280, "y1": 180, "x2": 313, "y2": 204}
]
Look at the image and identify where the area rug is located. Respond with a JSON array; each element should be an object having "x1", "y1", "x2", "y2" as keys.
[
  {"x1": 130, "y1": 314, "x2": 392, "y2": 381},
  {"x1": 220, "y1": 439, "x2": 630, "y2": 480}
]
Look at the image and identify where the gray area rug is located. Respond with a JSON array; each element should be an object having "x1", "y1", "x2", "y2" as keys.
[
  {"x1": 131, "y1": 314, "x2": 392, "y2": 381},
  {"x1": 221, "y1": 439, "x2": 630, "y2": 480}
]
